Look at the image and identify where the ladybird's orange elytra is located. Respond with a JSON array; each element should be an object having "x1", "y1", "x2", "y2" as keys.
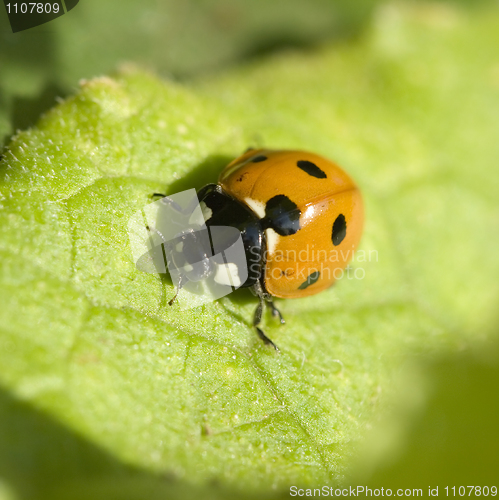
[{"x1": 219, "y1": 149, "x2": 364, "y2": 298}]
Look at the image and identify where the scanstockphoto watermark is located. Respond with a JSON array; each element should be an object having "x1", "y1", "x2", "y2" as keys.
[
  {"x1": 253, "y1": 249, "x2": 376, "y2": 284},
  {"x1": 289, "y1": 485, "x2": 498, "y2": 497},
  {"x1": 127, "y1": 189, "x2": 378, "y2": 309},
  {"x1": 290, "y1": 486, "x2": 424, "y2": 497}
]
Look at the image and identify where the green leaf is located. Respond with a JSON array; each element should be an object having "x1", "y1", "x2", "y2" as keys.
[{"x1": 1, "y1": 3, "x2": 498, "y2": 498}]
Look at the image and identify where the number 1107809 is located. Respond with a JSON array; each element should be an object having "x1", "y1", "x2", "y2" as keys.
[
  {"x1": 445, "y1": 486, "x2": 497, "y2": 496},
  {"x1": 6, "y1": 3, "x2": 60, "y2": 14}
]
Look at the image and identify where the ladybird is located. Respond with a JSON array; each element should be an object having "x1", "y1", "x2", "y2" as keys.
[{"x1": 154, "y1": 149, "x2": 363, "y2": 349}]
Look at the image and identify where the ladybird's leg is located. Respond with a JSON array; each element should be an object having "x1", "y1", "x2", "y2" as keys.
[
  {"x1": 268, "y1": 300, "x2": 285, "y2": 325},
  {"x1": 253, "y1": 301, "x2": 279, "y2": 351},
  {"x1": 252, "y1": 283, "x2": 279, "y2": 351},
  {"x1": 168, "y1": 273, "x2": 188, "y2": 306}
]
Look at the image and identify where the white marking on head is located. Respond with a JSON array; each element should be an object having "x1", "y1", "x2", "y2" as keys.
[
  {"x1": 244, "y1": 197, "x2": 266, "y2": 219},
  {"x1": 265, "y1": 228, "x2": 280, "y2": 255},
  {"x1": 214, "y1": 262, "x2": 242, "y2": 287},
  {"x1": 200, "y1": 201, "x2": 213, "y2": 222}
]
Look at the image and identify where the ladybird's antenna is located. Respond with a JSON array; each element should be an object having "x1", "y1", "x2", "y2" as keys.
[
  {"x1": 146, "y1": 223, "x2": 167, "y2": 243},
  {"x1": 153, "y1": 192, "x2": 201, "y2": 217},
  {"x1": 146, "y1": 223, "x2": 181, "y2": 305},
  {"x1": 168, "y1": 274, "x2": 188, "y2": 306},
  {"x1": 168, "y1": 290, "x2": 179, "y2": 306}
]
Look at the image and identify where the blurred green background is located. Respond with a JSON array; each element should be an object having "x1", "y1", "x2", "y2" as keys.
[
  {"x1": 3, "y1": 0, "x2": 494, "y2": 144},
  {"x1": 1, "y1": 0, "x2": 383, "y2": 144},
  {"x1": 1, "y1": 0, "x2": 499, "y2": 498}
]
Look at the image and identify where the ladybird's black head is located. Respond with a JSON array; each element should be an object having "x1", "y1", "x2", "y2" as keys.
[
  {"x1": 160, "y1": 184, "x2": 264, "y2": 293},
  {"x1": 196, "y1": 185, "x2": 265, "y2": 289},
  {"x1": 164, "y1": 228, "x2": 213, "y2": 283}
]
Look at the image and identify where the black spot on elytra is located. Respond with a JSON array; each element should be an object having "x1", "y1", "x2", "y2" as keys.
[
  {"x1": 262, "y1": 195, "x2": 301, "y2": 236},
  {"x1": 251, "y1": 155, "x2": 267, "y2": 163},
  {"x1": 298, "y1": 271, "x2": 320, "y2": 290},
  {"x1": 332, "y1": 214, "x2": 346, "y2": 246},
  {"x1": 297, "y1": 160, "x2": 327, "y2": 179}
]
